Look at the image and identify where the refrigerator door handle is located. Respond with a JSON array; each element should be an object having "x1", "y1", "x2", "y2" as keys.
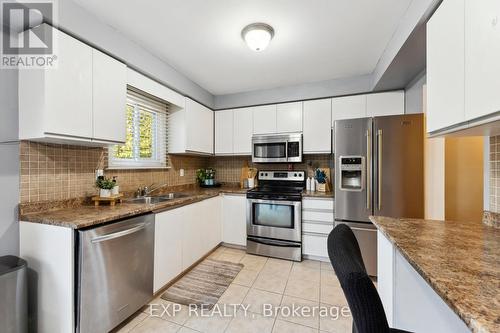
[
  {"x1": 377, "y1": 129, "x2": 383, "y2": 211},
  {"x1": 366, "y1": 129, "x2": 371, "y2": 210}
]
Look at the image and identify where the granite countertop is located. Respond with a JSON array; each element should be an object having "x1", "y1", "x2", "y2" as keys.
[
  {"x1": 302, "y1": 190, "x2": 334, "y2": 198},
  {"x1": 20, "y1": 186, "x2": 248, "y2": 229},
  {"x1": 369, "y1": 216, "x2": 500, "y2": 333}
]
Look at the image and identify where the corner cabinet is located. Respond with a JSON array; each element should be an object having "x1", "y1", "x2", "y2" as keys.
[
  {"x1": 19, "y1": 24, "x2": 127, "y2": 145},
  {"x1": 169, "y1": 98, "x2": 214, "y2": 155}
]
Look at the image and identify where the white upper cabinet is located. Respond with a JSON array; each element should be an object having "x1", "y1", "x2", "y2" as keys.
[
  {"x1": 233, "y1": 108, "x2": 253, "y2": 155},
  {"x1": 277, "y1": 102, "x2": 303, "y2": 133},
  {"x1": 215, "y1": 110, "x2": 234, "y2": 155},
  {"x1": 332, "y1": 95, "x2": 367, "y2": 124},
  {"x1": 253, "y1": 105, "x2": 277, "y2": 134},
  {"x1": 465, "y1": 0, "x2": 500, "y2": 120},
  {"x1": 427, "y1": 0, "x2": 500, "y2": 134},
  {"x1": 170, "y1": 98, "x2": 214, "y2": 155},
  {"x1": 427, "y1": 0, "x2": 466, "y2": 133},
  {"x1": 92, "y1": 49, "x2": 127, "y2": 143},
  {"x1": 303, "y1": 99, "x2": 332, "y2": 154},
  {"x1": 19, "y1": 25, "x2": 127, "y2": 145},
  {"x1": 366, "y1": 91, "x2": 405, "y2": 117}
]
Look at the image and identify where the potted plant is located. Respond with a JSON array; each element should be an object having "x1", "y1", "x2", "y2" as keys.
[
  {"x1": 205, "y1": 168, "x2": 215, "y2": 186},
  {"x1": 196, "y1": 169, "x2": 207, "y2": 185},
  {"x1": 95, "y1": 177, "x2": 116, "y2": 197},
  {"x1": 315, "y1": 168, "x2": 328, "y2": 192}
]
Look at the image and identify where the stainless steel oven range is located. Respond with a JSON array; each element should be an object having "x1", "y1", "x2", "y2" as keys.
[{"x1": 246, "y1": 171, "x2": 305, "y2": 261}]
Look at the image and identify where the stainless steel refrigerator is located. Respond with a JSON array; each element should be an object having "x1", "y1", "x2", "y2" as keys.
[{"x1": 334, "y1": 113, "x2": 424, "y2": 276}]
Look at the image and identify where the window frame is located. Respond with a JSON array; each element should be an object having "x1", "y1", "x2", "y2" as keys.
[{"x1": 108, "y1": 88, "x2": 169, "y2": 170}]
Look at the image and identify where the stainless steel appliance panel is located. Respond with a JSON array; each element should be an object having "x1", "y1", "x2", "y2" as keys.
[
  {"x1": 247, "y1": 237, "x2": 302, "y2": 261},
  {"x1": 252, "y1": 133, "x2": 302, "y2": 163},
  {"x1": 335, "y1": 221, "x2": 377, "y2": 276},
  {"x1": 373, "y1": 114, "x2": 424, "y2": 219},
  {"x1": 247, "y1": 199, "x2": 302, "y2": 242},
  {"x1": 334, "y1": 118, "x2": 372, "y2": 223},
  {"x1": 77, "y1": 214, "x2": 154, "y2": 333}
]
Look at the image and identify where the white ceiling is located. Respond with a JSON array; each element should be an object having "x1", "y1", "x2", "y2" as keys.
[{"x1": 73, "y1": 0, "x2": 412, "y2": 95}]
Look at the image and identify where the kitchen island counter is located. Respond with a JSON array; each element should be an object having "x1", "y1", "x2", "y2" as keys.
[{"x1": 370, "y1": 216, "x2": 499, "y2": 333}]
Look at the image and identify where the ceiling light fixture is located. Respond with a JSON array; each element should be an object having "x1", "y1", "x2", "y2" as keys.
[{"x1": 241, "y1": 23, "x2": 274, "y2": 52}]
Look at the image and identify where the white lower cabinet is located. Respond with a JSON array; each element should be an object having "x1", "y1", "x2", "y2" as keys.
[
  {"x1": 301, "y1": 197, "x2": 334, "y2": 260},
  {"x1": 154, "y1": 196, "x2": 222, "y2": 292},
  {"x1": 222, "y1": 194, "x2": 247, "y2": 246},
  {"x1": 377, "y1": 231, "x2": 470, "y2": 332},
  {"x1": 154, "y1": 207, "x2": 184, "y2": 293}
]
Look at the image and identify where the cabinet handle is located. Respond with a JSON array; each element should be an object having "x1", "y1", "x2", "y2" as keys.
[
  {"x1": 366, "y1": 129, "x2": 371, "y2": 210},
  {"x1": 377, "y1": 129, "x2": 383, "y2": 211}
]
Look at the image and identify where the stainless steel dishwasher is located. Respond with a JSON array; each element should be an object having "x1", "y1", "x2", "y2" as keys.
[{"x1": 76, "y1": 214, "x2": 154, "y2": 333}]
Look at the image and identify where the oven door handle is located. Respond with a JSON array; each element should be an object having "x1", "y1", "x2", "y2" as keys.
[
  {"x1": 247, "y1": 198, "x2": 301, "y2": 206},
  {"x1": 247, "y1": 237, "x2": 301, "y2": 248}
]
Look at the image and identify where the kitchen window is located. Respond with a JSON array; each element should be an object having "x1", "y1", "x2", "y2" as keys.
[{"x1": 108, "y1": 88, "x2": 169, "y2": 169}]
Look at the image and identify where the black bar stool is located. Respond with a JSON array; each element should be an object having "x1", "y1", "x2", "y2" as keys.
[{"x1": 327, "y1": 224, "x2": 412, "y2": 333}]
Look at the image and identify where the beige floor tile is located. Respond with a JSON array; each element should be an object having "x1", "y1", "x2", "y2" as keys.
[
  {"x1": 145, "y1": 298, "x2": 191, "y2": 325},
  {"x1": 217, "y1": 284, "x2": 249, "y2": 305},
  {"x1": 320, "y1": 284, "x2": 348, "y2": 307},
  {"x1": 222, "y1": 247, "x2": 246, "y2": 255},
  {"x1": 279, "y1": 296, "x2": 320, "y2": 329},
  {"x1": 272, "y1": 319, "x2": 318, "y2": 333},
  {"x1": 233, "y1": 268, "x2": 260, "y2": 287},
  {"x1": 129, "y1": 316, "x2": 181, "y2": 333},
  {"x1": 292, "y1": 259, "x2": 321, "y2": 270},
  {"x1": 253, "y1": 271, "x2": 288, "y2": 294},
  {"x1": 178, "y1": 327, "x2": 201, "y2": 333},
  {"x1": 217, "y1": 252, "x2": 245, "y2": 263},
  {"x1": 184, "y1": 311, "x2": 233, "y2": 333},
  {"x1": 320, "y1": 270, "x2": 341, "y2": 287},
  {"x1": 225, "y1": 310, "x2": 275, "y2": 333},
  {"x1": 284, "y1": 278, "x2": 320, "y2": 302},
  {"x1": 289, "y1": 266, "x2": 321, "y2": 283},
  {"x1": 239, "y1": 254, "x2": 268, "y2": 271},
  {"x1": 320, "y1": 261, "x2": 334, "y2": 271},
  {"x1": 319, "y1": 304, "x2": 352, "y2": 333},
  {"x1": 243, "y1": 288, "x2": 283, "y2": 315},
  {"x1": 260, "y1": 259, "x2": 292, "y2": 278},
  {"x1": 113, "y1": 312, "x2": 147, "y2": 332}
]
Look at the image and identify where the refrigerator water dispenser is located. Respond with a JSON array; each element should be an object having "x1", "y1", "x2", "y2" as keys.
[{"x1": 339, "y1": 156, "x2": 365, "y2": 191}]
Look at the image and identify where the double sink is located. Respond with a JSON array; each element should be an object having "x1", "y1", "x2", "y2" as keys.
[{"x1": 126, "y1": 192, "x2": 189, "y2": 204}]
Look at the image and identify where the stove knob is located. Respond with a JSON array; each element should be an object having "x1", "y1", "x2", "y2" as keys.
[
  {"x1": 294, "y1": 173, "x2": 297, "y2": 177},
  {"x1": 265, "y1": 173, "x2": 268, "y2": 176}
]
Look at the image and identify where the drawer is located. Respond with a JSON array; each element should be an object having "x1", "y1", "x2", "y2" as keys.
[
  {"x1": 302, "y1": 198, "x2": 334, "y2": 211},
  {"x1": 303, "y1": 210, "x2": 334, "y2": 223},
  {"x1": 302, "y1": 232, "x2": 328, "y2": 258},
  {"x1": 302, "y1": 222, "x2": 334, "y2": 235}
]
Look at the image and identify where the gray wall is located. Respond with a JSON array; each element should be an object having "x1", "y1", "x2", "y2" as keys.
[
  {"x1": 0, "y1": 28, "x2": 20, "y2": 256},
  {"x1": 405, "y1": 71, "x2": 426, "y2": 114},
  {"x1": 215, "y1": 74, "x2": 372, "y2": 109}
]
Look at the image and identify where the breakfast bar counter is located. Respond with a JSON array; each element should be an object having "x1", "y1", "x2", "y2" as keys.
[{"x1": 369, "y1": 216, "x2": 499, "y2": 333}]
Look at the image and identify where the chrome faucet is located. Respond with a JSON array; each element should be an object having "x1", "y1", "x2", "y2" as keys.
[{"x1": 136, "y1": 183, "x2": 169, "y2": 197}]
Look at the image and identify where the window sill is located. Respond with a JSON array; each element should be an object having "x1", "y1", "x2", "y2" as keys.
[{"x1": 106, "y1": 166, "x2": 171, "y2": 170}]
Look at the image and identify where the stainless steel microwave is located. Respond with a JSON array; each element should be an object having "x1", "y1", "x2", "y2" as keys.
[{"x1": 252, "y1": 133, "x2": 303, "y2": 163}]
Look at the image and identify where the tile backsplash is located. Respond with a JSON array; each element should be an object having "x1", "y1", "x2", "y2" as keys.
[
  {"x1": 19, "y1": 141, "x2": 333, "y2": 203},
  {"x1": 19, "y1": 141, "x2": 208, "y2": 203},
  {"x1": 208, "y1": 155, "x2": 333, "y2": 184},
  {"x1": 489, "y1": 135, "x2": 500, "y2": 213}
]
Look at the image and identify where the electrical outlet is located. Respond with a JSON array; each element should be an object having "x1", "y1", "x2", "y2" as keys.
[{"x1": 180, "y1": 168, "x2": 184, "y2": 177}]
